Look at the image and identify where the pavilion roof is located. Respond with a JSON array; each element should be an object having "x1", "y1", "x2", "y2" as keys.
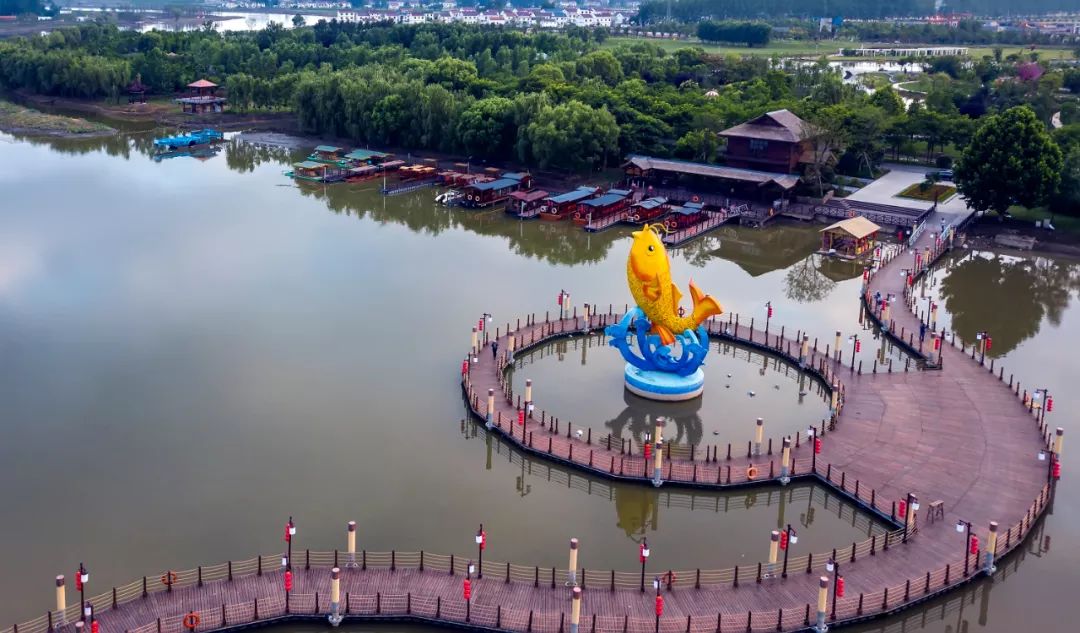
[
  {"x1": 187, "y1": 79, "x2": 218, "y2": 89},
  {"x1": 821, "y1": 216, "x2": 882, "y2": 240}
]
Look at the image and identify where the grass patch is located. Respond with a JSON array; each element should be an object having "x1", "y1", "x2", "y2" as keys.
[
  {"x1": 0, "y1": 100, "x2": 114, "y2": 136},
  {"x1": 602, "y1": 37, "x2": 849, "y2": 57},
  {"x1": 898, "y1": 182, "x2": 956, "y2": 202},
  {"x1": 1007, "y1": 206, "x2": 1080, "y2": 235}
]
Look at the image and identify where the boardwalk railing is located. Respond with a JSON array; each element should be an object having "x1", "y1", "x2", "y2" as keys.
[{"x1": 4, "y1": 479, "x2": 1050, "y2": 633}]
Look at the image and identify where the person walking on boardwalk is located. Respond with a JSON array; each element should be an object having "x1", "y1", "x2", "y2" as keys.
[{"x1": 492, "y1": 340, "x2": 498, "y2": 360}]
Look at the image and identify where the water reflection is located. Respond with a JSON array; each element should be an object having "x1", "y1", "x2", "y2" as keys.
[
  {"x1": 925, "y1": 251, "x2": 1080, "y2": 357},
  {"x1": 509, "y1": 333, "x2": 832, "y2": 447}
]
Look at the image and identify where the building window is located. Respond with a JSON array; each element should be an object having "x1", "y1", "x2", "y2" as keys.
[{"x1": 749, "y1": 139, "x2": 768, "y2": 153}]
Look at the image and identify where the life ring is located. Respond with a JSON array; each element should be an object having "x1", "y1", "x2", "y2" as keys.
[
  {"x1": 746, "y1": 465, "x2": 759, "y2": 480},
  {"x1": 847, "y1": 210, "x2": 856, "y2": 218},
  {"x1": 182, "y1": 613, "x2": 200, "y2": 631},
  {"x1": 161, "y1": 571, "x2": 178, "y2": 586},
  {"x1": 691, "y1": 195, "x2": 700, "y2": 203}
]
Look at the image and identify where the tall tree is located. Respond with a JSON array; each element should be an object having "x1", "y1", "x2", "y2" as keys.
[{"x1": 955, "y1": 106, "x2": 1063, "y2": 216}]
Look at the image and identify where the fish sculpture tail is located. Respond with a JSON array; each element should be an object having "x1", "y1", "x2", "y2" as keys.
[{"x1": 689, "y1": 280, "x2": 723, "y2": 326}]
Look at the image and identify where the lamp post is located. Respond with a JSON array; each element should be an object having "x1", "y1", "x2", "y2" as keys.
[
  {"x1": 849, "y1": 335, "x2": 860, "y2": 370},
  {"x1": 1034, "y1": 388, "x2": 1051, "y2": 426},
  {"x1": 475, "y1": 525, "x2": 486, "y2": 579},
  {"x1": 956, "y1": 519, "x2": 973, "y2": 577},
  {"x1": 781, "y1": 524, "x2": 798, "y2": 578},
  {"x1": 903, "y1": 494, "x2": 919, "y2": 543},
  {"x1": 639, "y1": 538, "x2": 650, "y2": 592},
  {"x1": 826, "y1": 559, "x2": 841, "y2": 621},
  {"x1": 653, "y1": 576, "x2": 661, "y2": 633},
  {"x1": 976, "y1": 331, "x2": 990, "y2": 364},
  {"x1": 284, "y1": 517, "x2": 296, "y2": 571},
  {"x1": 76, "y1": 563, "x2": 88, "y2": 622},
  {"x1": 765, "y1": 301, "x2": 773, "y2": 336}
]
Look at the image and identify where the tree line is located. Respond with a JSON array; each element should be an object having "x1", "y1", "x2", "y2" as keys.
[{"x1": 696, "y1": 21, "x2": 771, "y2": 48}]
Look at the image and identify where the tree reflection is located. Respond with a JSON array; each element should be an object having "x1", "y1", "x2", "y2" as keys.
[
  {"x1": 938, "y1": 252, "x2": 1080, "y2": 356},
  {"x1": 784, "y1": 254, "x2": 836, "y2": 303}
]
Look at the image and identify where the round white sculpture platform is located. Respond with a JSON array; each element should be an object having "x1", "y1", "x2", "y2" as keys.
[{"x1": 624, "y1": 364, "x2": 705, "y2": 401}]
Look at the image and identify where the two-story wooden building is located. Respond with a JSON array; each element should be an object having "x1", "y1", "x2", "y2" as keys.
[{"x1": 719, "y1": 109, "x2": 812, "y2": 173}]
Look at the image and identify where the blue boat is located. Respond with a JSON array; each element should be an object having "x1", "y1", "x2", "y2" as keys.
[{"x1": 153, "y1": 129, "x2": 224, "y2": 151}]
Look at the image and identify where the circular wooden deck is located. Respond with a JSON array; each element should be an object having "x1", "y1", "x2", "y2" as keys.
[{"x1": 7, "y1": 229, "x2": 1056, "y2": 633}]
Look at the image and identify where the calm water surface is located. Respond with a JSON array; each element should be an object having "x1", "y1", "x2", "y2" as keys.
[{"x1": 1, "y1": 132, "x2": 1077, "y2": 633}]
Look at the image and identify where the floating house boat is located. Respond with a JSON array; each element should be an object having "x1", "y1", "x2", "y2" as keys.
[
  {"x1": 819, "y1": 217, "x2": 880, "y2": 259},
  {"x1": 286, "y1": 160, "x2": 344, "y2": 183},
  {"x1": 344, "y1": 149, "x2": 390, "y2": 166},
  {"x1": 661, "y1": 202, "x2": 738, "y2": 247},
  {"x1": 152, "y1": 129, "x2": 223, "y2": 151},
  {"x1": 574, "y1": 188, "x2": 632, "y2": 229},
  {"x1": 538, "y1": 186, "x2": 599, "y2": 221},
  {"x1": 397, "y1": 164, "x2": 438, "y2": 181},
  {"x1": 460, "y1": 173, "x2": 525, "y2": 208},
  {"x1": 626, "y1": 196, "x2": 669, "y2": 225},
  {"x1": 506, "y1": 189, "x2": 551, "y2": 219},
  {"x1": 307, "y1": 145, "x2": 346, "y2": 165},
  {"x1": 345, "y1": 164, "x2": 380, "y2": 182},
  {"x1": 663, "y1": 201, "x2": 708, "y2": 231},
  {"x1": 378, "y1": 159, "x2": 406, "y2": 172}
]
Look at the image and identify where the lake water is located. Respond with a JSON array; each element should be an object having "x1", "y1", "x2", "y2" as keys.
[{"x1": 0, "y1": 131, "x2": 1077, "y2": 633}]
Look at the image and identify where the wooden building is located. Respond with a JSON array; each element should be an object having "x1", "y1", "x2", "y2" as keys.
[
  {"x1": 309, "y1": 145, "x2": 345, "y2": 164},
  {"x1": 127, "y1": 75, "x2": 147, "y2": 104},
  {"x1": 623, "y1": 155, "x2": 800, "y2": 205},
  {"x1": 719, "y1": 109, "x2": 813, "y2": 173},
  {"x1": 819, "y1": 216, "x2": 881, "y2": 259},
  {"x1": 288, "y1": 160, "x2": 344, "y2": 183},
  {"x1": 177, "y1": 79, "x2": 226, "y2": 114},
  {"x1": 344, "y1": 149, "x2": 390, "y2": 166}
]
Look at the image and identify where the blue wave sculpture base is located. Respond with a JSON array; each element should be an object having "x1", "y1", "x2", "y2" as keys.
[
  {"x1": 605, "y1": 306, "x2": 710, "y2": 401},
  {"x1": 624, "y1": 364, "x2": 705, "y2": 401}
]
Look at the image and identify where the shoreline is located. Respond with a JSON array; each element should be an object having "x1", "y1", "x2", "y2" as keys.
[{"x1": 0, "y1": 99, "x2": 116, "y2": 138}]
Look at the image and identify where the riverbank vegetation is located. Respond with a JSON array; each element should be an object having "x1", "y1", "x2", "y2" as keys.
[
  {"x1": 0, "y1": 19, "x2": 1076, "y2": 213},
  {"x1": 0, "y1": 99, "x2": 114, "y2": 137}
]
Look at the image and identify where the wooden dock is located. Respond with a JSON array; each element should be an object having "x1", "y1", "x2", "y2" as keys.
[{"x1": 5, "y1": 221, "x2": 1058, "y2": 633}]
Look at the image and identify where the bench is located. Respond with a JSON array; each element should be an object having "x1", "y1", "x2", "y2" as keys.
[{"x1": 926, "y1": 500, "x2": 945, "y2": 523}]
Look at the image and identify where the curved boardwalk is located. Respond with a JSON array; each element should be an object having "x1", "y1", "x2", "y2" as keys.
[{"x1": 6, "y1": 227, "x2": 1058, "y2": 633}]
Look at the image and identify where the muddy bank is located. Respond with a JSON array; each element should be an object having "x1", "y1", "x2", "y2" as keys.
[
  {"x1": 965, "y1": 216, "x2": 1080, "y2": 259},
  {"x1": 0, "y1": 100, "x2": 116, "y2": 138}
]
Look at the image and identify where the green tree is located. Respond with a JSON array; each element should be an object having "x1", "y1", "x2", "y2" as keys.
[
  {"x1": 674, "y1": 129, "x2": 718, "y2": 162},
  {"x1": 868, "y1": 86, "x2": 904, "y2": 116},
  {"x1": 955, "y1": 106, "x2": 1063, "y2": 216},
  {"x1": 292, "y1": 14, "x2": 305, "y2": 28},
  {"x1": 526, "y1": 100, "x2": 619, "y2": 173},
  {"x1": 456, "y1": 97, "x2": 516, "y2": 158}
]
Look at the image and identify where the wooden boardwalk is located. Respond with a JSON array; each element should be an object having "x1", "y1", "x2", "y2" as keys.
[{"x1": 6, "y1": 228, "x2": 1058, "y2": 633}]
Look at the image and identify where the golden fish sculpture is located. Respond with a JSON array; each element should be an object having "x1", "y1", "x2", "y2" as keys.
[{"x1": 627, "y1": 224, "x2": 723, "y2": 345}]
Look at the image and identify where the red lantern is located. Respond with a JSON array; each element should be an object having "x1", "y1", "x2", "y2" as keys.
[
  {"x1": 284, "y1": 525, "x2": 291, "y2": 542},
  {"x1": 463, "y1": 578, "x2": 471, "y2": 601},
  {"x1": 1047, "y1": 397, "x2": 1053, "y2": 412},
  {"x1": 779, "y1": 531, "x2": 789, "y2": 550},
  {"x1": 644, "y1": 443, "x2": 652, "y2": 459},
  {"x1": 639, "y1": 543, "x2": 646, "y2": 564},
  {"x1": 862, "y1": 268, "x2": 869, "y2": 281},
  {"x1": 284, "y1": 570, "x2": 293, "y2": 592},
  {"x1": 557, "y1": 293, "x2": 563, "y2": 306},
  {"x1": 75, "y1": 572, "x2": 83, "y2": 592},
  {"x1": 477, "y1": 319, "x2": 483, "y2": 332},
  {"x1": 897, "y1": 500, "x2": 907, "y2": 519},
  {"x1": 480, "y1": 530, "x2": 487, "y2": 550},
  {"x1": 518, "y1": 410, "x2": 524, "y2": 425},
  {"x1": 986, "y1": 337, "x2": 992, "y2": 350},
  {"x1": 969, "y1": 535, "x2": 979, "y2": 555},
  {"x1": 91, "y1": 622, "x2": 99, "y2": 633},
  {"x1": 1053, "y1": 461, "x2": 1062, "y2": 480},
  {"x1": 907, "y1": 274, "x2": 913, "y2": 287},
  {"x1": 836, "y1": 576, "x2": 845, "y2": 598},
  {"x1": 767, "y1": 305, "x2": 774, "y2": 319},
  {"x1": 934, "y1": 337, "x2": 941, "y2": 350},
  {"x1": 814, "y1": 438, "x2": 822, "y2": 454},
  {"x1": 461, "y1": 360, "x2": 468, "y2": 376},
  {"x1": 855, "y1": 340, "x2": 862, "y2": 353},
  {"x1": 655, "y1": 595, "x2": 664, "y2": 617}
]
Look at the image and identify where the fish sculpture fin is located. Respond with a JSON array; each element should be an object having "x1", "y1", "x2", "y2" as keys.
[
  {"x1": 670, "y1": 283, "x2": 683, "y2": 314},
  {"x1": 688, "y1": 279, "x2": 723, "y2": 326},
  {"x1": 650, "y1": 323, "x2": 677, "y2": 346}
]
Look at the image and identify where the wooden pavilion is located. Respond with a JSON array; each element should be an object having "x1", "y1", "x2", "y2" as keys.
[
  {"x1": 819, "y1": 216, "x2": 881, "y2": 259},
  {"x1": 127, "y1": 74, "x2": 147, "y2": 104},
  {"x1": 177, "y1": 79, "x2": 226, "y2": 114}
]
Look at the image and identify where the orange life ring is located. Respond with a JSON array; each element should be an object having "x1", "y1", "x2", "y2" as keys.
[
  {"x1": 692, "y1": 195, "x2": 701, "y2": 203},
  {"x1": 847, "y1": 210, "x2": 856, "y2": 218},
  {"x1": 746, "y1": 465, "x2": 759, "y2": 480},
  {"x1": 161, "y1": 571, "x2": 178, "y2": 586},
  {"x1": 182, "y1": 613, "x2": 200, "y2": 631}
]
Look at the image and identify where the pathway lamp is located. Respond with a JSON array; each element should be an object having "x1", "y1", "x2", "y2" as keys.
[
  {"x1": 825, "y1": 558, "x2": 841, "y2": 621},
  {"x1": 765, "y1": 301, "x2": 774, "y2": 335},
  {"x1": 653, "y1": 577, "x2": 663, "y2": 633},
  {"x1": 639, "y1": 538, "x2": 650, "y2": 592},
  {"x1": 959, "y1": 518, "x2": 976, "y2": 574},
  {"x1": 781, "y1": 524, "x2": 798, "y2": 578},
  {"x1": 76, "y1": 563, "x2": 88, "y2": 622},
  {"x1": 475, "y1": 525, "x2": 486, "y2": 579},
  {"x1": 848, "y1": 335, "x2": 860, "y2": 370},
  {"x1": 467, "y1": 560, "x2": 476, "y2": 579},
  {"x1": 284, "y1": 517, "x2": 296, "y2": 571},
  {"x1": 902, "y1": 494, "x2": 919, "y2": 543}
]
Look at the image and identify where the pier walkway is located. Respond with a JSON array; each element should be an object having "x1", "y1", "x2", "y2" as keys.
[{"x1": 6, "y1": 220, "x2": 1057, "y2": 633}]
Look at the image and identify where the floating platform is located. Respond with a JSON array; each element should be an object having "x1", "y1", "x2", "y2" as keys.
[
  {"x1": 623, "y1": 364, "x2": 705, "y2": 401},
  {"x1": 153, "y1": 129, "x2": 223, "y2": 150}
]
